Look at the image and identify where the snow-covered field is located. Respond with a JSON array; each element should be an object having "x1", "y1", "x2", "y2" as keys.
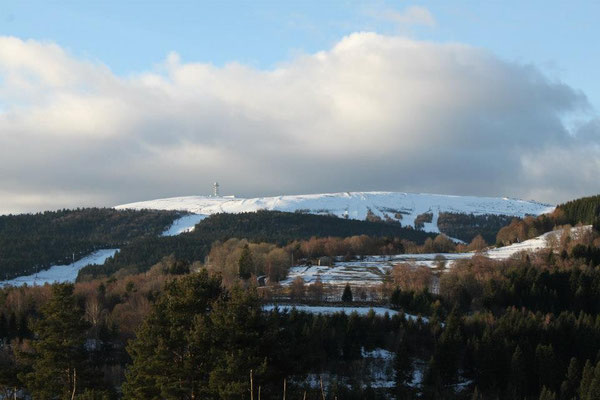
[
  {"x1": 279, "y1": 226, "x2": 591, "y2": 287},
  {"x1": 0, "y1": 249, "x2": 119, "y2": 287},
  {"x1": 117, "y1": 191, "x2": 553, "y2": 233}
]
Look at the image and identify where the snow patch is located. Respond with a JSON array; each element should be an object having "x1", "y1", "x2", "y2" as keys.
[
  {"x1": 263, "y1": 304, "x2": 428, "y2": 323},
  {"x1": 264, "y1": 304, "x2": 398, "y2": 316},
  {"x1": 161, "y1": 214, "x2": 207, "y2": 236},
  {"x1": 0, "y1": 249, "x2": 119, "y2": 287}
]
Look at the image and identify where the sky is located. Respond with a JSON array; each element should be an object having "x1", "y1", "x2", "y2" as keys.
[{"x1": 0, "y1": 0, "x2": 599, "y2": 213}]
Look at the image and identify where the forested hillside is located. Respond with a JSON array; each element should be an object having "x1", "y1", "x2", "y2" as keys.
[
  {"x1": 78, "y1": 211, "x2": 436, "y2": 280},
  {"x1": 557, "y1": 194, "x2": 600, "y2": 226},
  {"x1": 0, "y1": 208, "x2": 180, "y2": 281},
  {"x1": 191, "y1": 210, "x2": 434, "y2": 243},
  {"x1": 437, "y1": 212, "x2": 514, "y2": 243},
  {"x1": 2, "y1": 229, "x2": 600, "y2": 398},
  {"x1": 495, "y1": 194, "x2": 600, "y2": 246}
]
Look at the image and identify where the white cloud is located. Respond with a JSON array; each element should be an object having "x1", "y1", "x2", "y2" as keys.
[
  {"x1": 378, "y1": 6, "x2": 436, "y2": 28},
  {"x1": 0, "y1": 33, "x2": 598, "y2": 213}
]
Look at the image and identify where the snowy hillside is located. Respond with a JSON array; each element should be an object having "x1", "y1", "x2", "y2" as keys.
[
  {"x1": 0, "y1": 249, "x2": 118, "y2": 287},
  {"x1": 117, "y1": 191, "x2": 554, "y2": 234},
  {"x1": 280, "y1": 226, "x2": 592, "y2": 288}
]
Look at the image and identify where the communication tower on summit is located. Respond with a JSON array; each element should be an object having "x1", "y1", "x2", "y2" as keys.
[{"x1": 213, "y1": 182, "x2": 220, "y2": 197}]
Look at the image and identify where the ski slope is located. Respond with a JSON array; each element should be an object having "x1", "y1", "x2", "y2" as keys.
[
  {"x1": 117, "y1": 191, "x2": 554, "y2": 234},
  {"x1": 0, "y1": 249, "x2": 119, "y2": 287},
  {"x1": 161, "y1": 214, "x2": 207, "y2": 236}
]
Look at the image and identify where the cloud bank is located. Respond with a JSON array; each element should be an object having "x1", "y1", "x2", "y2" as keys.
[{"x1": 0, "y1": 33, "x2": 598, "y2": 213}]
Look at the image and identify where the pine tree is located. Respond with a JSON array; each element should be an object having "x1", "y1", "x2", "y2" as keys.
[
  {"x1": 207, "y1": 285, "x2": 268, "y2": 399},
  {"x1": 560, "y1": 357, "x2": 580, "y2": 400},
  {"x1": 434, "y1": 308, "x2": 463, "y2": 385},
  {"x1": 536, "y1": 344, "x2": 559, "y2": 391},
  {"x1": 0, "y1": 346, "x2": 20, "y2": 400},
  {"x1": 579, "y1": 360, "x2": 594, "y2": 400},
  {"x1": 586, "y1": 360, "x2": 600, "y2": 400},
  {"x1": 22, "y1": 283, "x2": 90, "y2": 399},
  {"x1": 341, "y1": 283, "x2": 353, "y2": 303},
  {"x1": 394, "y1": 339, "x2": 413, "y2": 399},
  {"x1": 238, "y1": 244, "x2": 254, "y2": 279},
  {"x1": 508, "y1": 345, "x2": 527, "y2": 398},
  {"x1": 539, "y1": 386, "x2": 556, "y2": 400},
  {"x1": 123, "y1": 270, "x2": 223, "y2": 399}
]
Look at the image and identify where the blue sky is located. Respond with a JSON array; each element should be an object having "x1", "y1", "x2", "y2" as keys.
[
  {"x1": 0, "y1": 1, "x2": 599, "y2": 212},
  {"x1": 2, "y1": 1, "x2": 599, "y2": 110}
]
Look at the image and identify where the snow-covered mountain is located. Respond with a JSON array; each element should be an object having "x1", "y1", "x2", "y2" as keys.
[{"x1": 116, "y1": 191, "x2": 554, "y2": 234}]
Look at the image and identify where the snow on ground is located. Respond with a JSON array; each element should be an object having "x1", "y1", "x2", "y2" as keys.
[
  {"x1": 279, "y1": 226, "x2": 591, "y2": 288},
  {"x1": 281, "y1": 264, "x2": 388, "y2": 286},
  {"x1": 116, "y1": 191, "x2": 553, "y2": 233},
  {"x1": 0, "y1": 249, "x2": 119, "y2": 287},
  {"x1": 263, "y1": 304, "x2": 428, "y2": 323},
  {"x1": 410, "y1": 360, "x2": 427, "y2": 388},
  {"x1": 280, "y1": 253, "x2": 471, "y2": 287},
  {"x1": 483, "y1": 225, "x2": 590, "y2": 259},
  {"x1": 264, "y1": 304, "x2": 399, "y2": 316},
  {"x1": 161, "y1": 214, "x2": 207, "y2": 236},
  {"x1": 361, "y1": 348, "x2": 396, "y2": 388},
  {"x1": 362, "y1": 348, "x2": 395, "y2": 360}
]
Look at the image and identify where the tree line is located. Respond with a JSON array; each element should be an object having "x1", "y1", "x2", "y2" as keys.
[
  {"x1": 78, "y1": 211, "x2": 436, "y2": 281},
  {"x1": 0, "y1": 208, "x2": 180, "y2": 280},
  {"x1": 495, "y1": 194, "x2": 600, "y2": 247},
  {"x1": 1, "y1": 229, "x2": 600, "y2": 398}
]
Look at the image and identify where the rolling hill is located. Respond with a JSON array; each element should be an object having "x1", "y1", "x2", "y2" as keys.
[{"x1": 117, "y1": 191, "x2": 554, "y2": 240}]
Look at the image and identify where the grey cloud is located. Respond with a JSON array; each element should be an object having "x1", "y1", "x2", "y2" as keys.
[{"x1": 0, "y1": 33, "x2": 598, "y2": 213}]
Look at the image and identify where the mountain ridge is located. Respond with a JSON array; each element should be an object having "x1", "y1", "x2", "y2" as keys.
[{"x1": 116, "y1": 191, "x2": 554, "y2": 234}]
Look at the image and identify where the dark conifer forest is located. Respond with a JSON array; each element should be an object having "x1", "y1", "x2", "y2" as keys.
[
  {"x1": 77, "y1": 210, "x2": 436, "y2": 280},
  {"x1": 2, "y1": 195, "x2": 600, "y2": 398},
  {"x1": 0, "y1": 208, "x2": 180, "y2": 280}
]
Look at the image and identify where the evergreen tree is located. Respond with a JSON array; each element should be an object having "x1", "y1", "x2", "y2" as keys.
[
  {"x1": 508, "y1": 345, "x2": 527, "y2": 398},
  {"x1": 22, "y1": 283, "x2": 90, "y2": 399},
  {"x1": 123, "y1": 271, "x2": 223, "y2": 399},
  {"x1": 238, "y1": 244, "x2": 254, "y2": 279},
  {"x1": 0, "y1": 347, "x2": 20, "y2": 400},
  {"x1": 434, "y1": 308, "x2": 463, "y2": 385},
  {"x1": 560, "y1": 357, "x2": 580, "y2": 400},
  {"x1": 342, "y1": 283, "x2": 353, "y2": 303},
  {"x1": 579, "y1": 360, "x2": 594, "y2": 400},
  {"x1": 539, "y1": 386, "x2": 557, "y2": 400},
  {"x1": 207, "y1": 285, "x2": 268, "y2": 399},
  {"x1": 394, "y1": 339, "x2": 413, "y2": 399},
  {"x1": 536, "y1": 344, "x2": 559, "y2": 391},
  {"x1": 586, "y1": 360, "x2": 600, "y2": 400}
]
